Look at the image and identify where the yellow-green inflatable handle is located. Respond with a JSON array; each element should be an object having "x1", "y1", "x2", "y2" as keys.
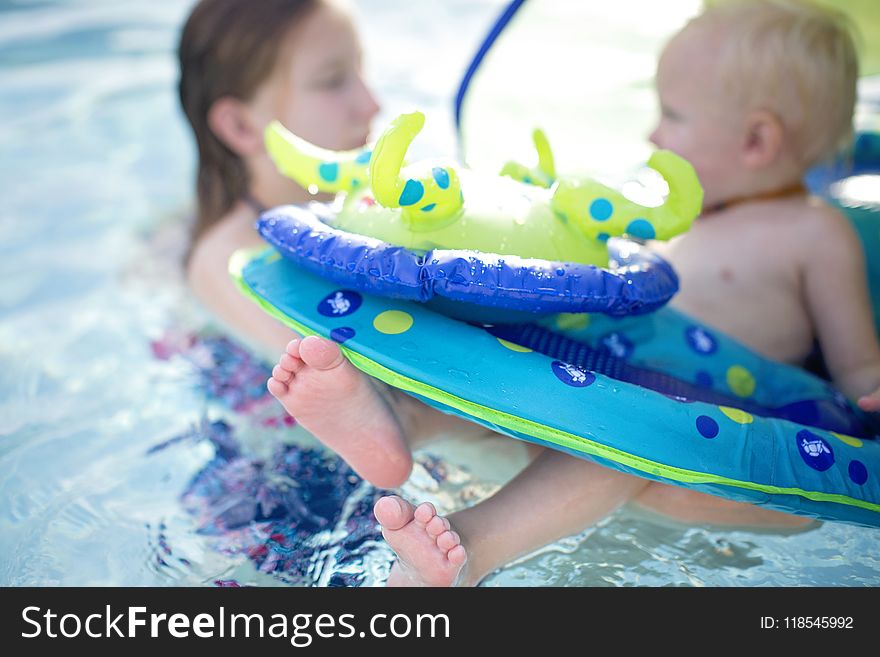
[
  {"x1": 551, "y1": 149, "x2": 703, "y2": 241},
  {"x1": 264, "y1": 120, "x2": 372, "y2": 194},
  {"x1": 499, "y1": 128, "x2": 557, "y2": 188},
  {"x1": 369, "y1": 111, "x2": 463, "y2": 228}
]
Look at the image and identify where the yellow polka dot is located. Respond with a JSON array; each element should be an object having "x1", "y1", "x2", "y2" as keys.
[
  {"x1": 831, "y1": 432, "x2": 864, "y2": 448},
  {"x1": 373, "y1": 310, "x2": 413, "y2": 334},
  {"x1": 497, "y1": 338, "x2": 532, "y2": 352},
  {"x1": 726, "y1": 365, "x2": 755, "y2": 397},
  {"x1": 265, "y1": 251, "x2": 281, "y2": 264},
  {"x1": 555, "y1": 313, "x2": 590, "y2": 331},
  {"x1": 718, "y1": 406, "x2": 753, "y2": 424}
]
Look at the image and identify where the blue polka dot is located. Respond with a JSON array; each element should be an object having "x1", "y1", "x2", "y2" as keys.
[
  {"x1": 695, "y1": 371, "x2": 713, "y2": 388},
  {"x1": 696, "y1": 415, "x2": 719, "y2": 438},
  {"x1": 849, "y1": 460, "x2": 868, "y2": 485},
  {"x1": 330, "y1": 326, "x2": 356, "y2": 343},
  {"x1": 589, "y1": 198, "x2": 613, "y2": 221},
  {"x1": 685, "y1": 325, "x2": 718, "y2": 355},
  {"x1": 317, "y1": 289, "x2": 362, "y2": 317},
  {"x1": 432, "y1": 167, "x2": 450, "y2": 189},
  {"x1": 796, "y1": 430, "x2": 835, "y2": 471},
  {"x1": 354, "y1": 150, "x2": 372, "y2": 164},
  {"x1": 626, "y1": 218, "x2": 656, "y2": 240},
  {"x1": 318, "y1": 162, "x2": 339, "y2": 183},
  {"x1": 596, "y1": 232, "x2": 610, "y2": 243},
  {"x1": 421, "y1": 203, "x2": 436, "y2": 212},
  {"x1": 551, "y1": 360, "x2": 596, "y2": 387},
  {"x1": 523, "y1": 175, "x2": 533, "y2": 184},
  {"x1": 398, "y1": 179, "x2": 424, "y2": 206}
]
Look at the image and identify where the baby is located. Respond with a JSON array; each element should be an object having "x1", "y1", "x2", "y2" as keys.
[
  {"x1": 650, "y1": 0, "x2": 878, "y2": 402},
  {"x1": 267, "y1": 0, "x2": 880, "y2": 586}
]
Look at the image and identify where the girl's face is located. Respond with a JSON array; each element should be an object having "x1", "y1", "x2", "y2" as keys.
[{"x1": 252, "y1": 4, "x2": 381, "y2": 152}]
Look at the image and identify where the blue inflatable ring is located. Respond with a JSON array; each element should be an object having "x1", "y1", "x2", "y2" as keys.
[
  {"x1": 233, "y1": 248, "x2": 880, "y2": 528},
  {"x1": 257, "y1": 203, "x2": 680, "y2": 321}
]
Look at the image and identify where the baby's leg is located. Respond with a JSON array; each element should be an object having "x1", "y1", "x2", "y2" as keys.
[
  {"x1": 267, "y1": 336, "x2": 488, "y2": 488},
  {"x1": 375, "y1": 448, "x2": 651, "y2": 586},
  {"x1": 632, "y1": 482, "x2": 815, "y2": 528}
]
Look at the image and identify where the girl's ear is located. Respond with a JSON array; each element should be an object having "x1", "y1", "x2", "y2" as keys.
[
  {"x1": 742, "y1": 109, "x2": 784, "y2": 170},
  {"x1": 207, "y1": 96, "x2": 265, "y2": 156}
]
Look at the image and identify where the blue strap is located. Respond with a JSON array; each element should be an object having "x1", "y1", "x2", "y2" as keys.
[{"x1": 454, "y1": 0, "x2": 527, "y2": 148}]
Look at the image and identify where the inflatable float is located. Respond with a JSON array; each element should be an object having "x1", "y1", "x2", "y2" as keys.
[
  {"x1": 233, "y1": 113, "x2": 880, "y2": 529},
  {"x1": 258, "y1": 111, "x2": 700, "y2": 322}
]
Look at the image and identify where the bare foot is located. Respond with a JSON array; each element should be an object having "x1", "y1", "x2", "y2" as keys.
[
  {"x1": 267, "y1": 336, "x2": 412, "y2": 488},
  {"x1": 375, "y1": 495, "x2": 468, "y2": 587}
]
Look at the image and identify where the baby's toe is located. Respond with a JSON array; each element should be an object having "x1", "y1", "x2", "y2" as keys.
[
  {"x1": 436, "y1": 530, "x2": 460, "y2": 552},
  {"x1": 412, "y1": 502, "x2": 437, "y2": 526},
  {"x1": 426, "y1": 515, "x2": 449, "y2": 538}
]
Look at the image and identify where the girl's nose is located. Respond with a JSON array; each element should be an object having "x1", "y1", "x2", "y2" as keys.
[{"x1": 355, "y1": 75, "x2": 381, "y2": 121}]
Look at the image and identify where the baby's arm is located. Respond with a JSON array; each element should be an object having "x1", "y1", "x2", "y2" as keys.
[{"x1": 802, "y1": 206, "x2": 880, "y2": 411}]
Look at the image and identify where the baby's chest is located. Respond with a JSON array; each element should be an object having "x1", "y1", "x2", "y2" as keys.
[
  {"x1": 667, "y1": 220, "x2": 799, "y2": 293},
  {"x1": 660, "y1": 221, "x2": 814, "y2": 361}
]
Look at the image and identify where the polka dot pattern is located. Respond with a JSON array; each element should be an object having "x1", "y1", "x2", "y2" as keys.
[
  {"x1": 399, "y1": 179, "x2": 424, "y2": 206},
  {"x1": 849, "y1": 460, "x2": 868, "y2": 485},
  {"x1": 555, "y1": 313, "x2": 590, "y2": 331},
  {"x1": 718, "y1": 406, "x2": 753, "y2": 424},
  {"x1": 432, "y1": 167, "x2": 450, "y2": 189},
  {"x1": 330, "y1": 326, "x2": 356, "y2": 343},
  {"x1": 831, "y1": 432, "x2": 863, "y2": 448},
  {"x1": 373, "y1": 310, "x2": 414, "y2": 334},
  {"x1": 726, "y1": 365, "x2": 756, "y2": 397},
  {"x1": 318, "y1": 162, "x2": 339, "y2": 183},
  {"x1": 625, "y1": 218, "x2": 656, "y2": 240},
  {"x1": 497, "y1": 338, "x2": 532, "y2": 352},
  {"x1": 589, "y1": 198, "x2": 613, "y2": 221},
  {"x1": 696, "y1": 415, "x2": 719, "y2": 438}
]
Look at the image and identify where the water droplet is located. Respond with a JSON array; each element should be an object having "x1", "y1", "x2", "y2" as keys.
[{"x1": 448, "y1": 369, "x2": 470, "y2": 382}]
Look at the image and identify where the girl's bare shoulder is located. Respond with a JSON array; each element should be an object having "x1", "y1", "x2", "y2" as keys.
[{"x1": 186, "y1": 206, "x2": 264, "y2": 299}]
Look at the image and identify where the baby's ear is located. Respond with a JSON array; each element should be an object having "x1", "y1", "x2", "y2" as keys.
[
  {"x1": 742, "y1": 109, "x2": 784, "y2": 169},
  {"x1": 207, "y1": 96, "x2": 265, "y2": 156}
]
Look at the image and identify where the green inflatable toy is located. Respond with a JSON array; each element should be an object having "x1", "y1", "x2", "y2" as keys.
[{"x1": 264, "y1": 111, "x2": 704, "y2": 267}]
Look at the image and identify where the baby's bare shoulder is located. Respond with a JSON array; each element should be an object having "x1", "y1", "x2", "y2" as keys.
[
  {"x1": 796, "y1": 199, "x2": 861, "y2": 258},
  {"x1": 741, "y1": 197, "x2": 856, "y2": 253}
]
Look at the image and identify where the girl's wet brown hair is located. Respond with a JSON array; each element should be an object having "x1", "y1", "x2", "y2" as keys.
[{"x1": 178, "y1": 0, "x2": 319, "y2": 251}]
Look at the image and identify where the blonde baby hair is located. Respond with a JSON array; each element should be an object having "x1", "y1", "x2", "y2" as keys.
[{"x1": 687, "y1": 0, "x2": 859, "y2": 167}]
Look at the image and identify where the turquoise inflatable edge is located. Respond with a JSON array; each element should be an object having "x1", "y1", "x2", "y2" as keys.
[{"x1": 231, "y1": 248, "x2": 880, "y2": 527}]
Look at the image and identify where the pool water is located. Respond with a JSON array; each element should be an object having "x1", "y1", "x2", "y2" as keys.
[{"x1": 1, "y1": 0, "x2": 878, "y2": 587}]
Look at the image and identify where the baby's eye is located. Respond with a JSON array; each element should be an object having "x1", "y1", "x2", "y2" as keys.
[
  {"x1": 661, "y1": 106, "x2": 682, "y2": 121},
  {"x1": 316, "y1": 73, "x2": 347, "y2": 89}
]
